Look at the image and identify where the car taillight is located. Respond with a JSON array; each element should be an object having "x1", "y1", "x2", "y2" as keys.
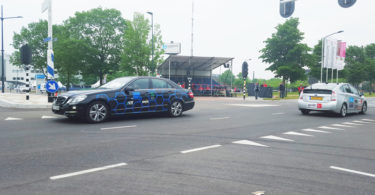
[
  {"x1": 188, "y1": 91, "x2": 194, "y2": 98},
  {"x1": 331, "y1": 91, "x2": 336, "y2": 101}
]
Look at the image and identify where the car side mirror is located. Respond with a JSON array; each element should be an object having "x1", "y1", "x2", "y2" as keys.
[{"x1": 125, "y1": 87, "x2": 134, "y2": 92}]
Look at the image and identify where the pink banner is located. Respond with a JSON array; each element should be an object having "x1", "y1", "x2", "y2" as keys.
[{"x1": 339, "y1": 42, "x2": 346, "y2": 57}]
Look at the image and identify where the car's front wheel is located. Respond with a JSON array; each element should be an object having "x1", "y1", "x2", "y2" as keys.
[
  {"x1": 86, "y1": 101, "x2": 109, "y2": 123},
  {"x1": 340, "y1": 103, "x2": 347, "y2": 117},
  {"x1": 360, "y1": 102, "x2": 367, "y2": 114},
  {"x1": 169, "y1": 100, "x2": 183, "y2": 117}
]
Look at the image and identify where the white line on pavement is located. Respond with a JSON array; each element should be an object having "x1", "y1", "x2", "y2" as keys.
[
  {"x1": 352, "y1": 120, "x2": 373, "y2": 124},
  {"x1": 330, "y1": 166, "x2": 375, "y2": 178},
  {"x1": 50, "y1": 163, "x2": 127, "y2": 180},
  {"x1": 232, "y1": 140, "x2": 269, "y2": 147},
  {"x1": 210, "y1": 117, "x2": 231, "y2": 120},
  {"x1": 260, "y1": 135, "x2": 294, "y2": 142},
  {"x1": 283, "y1": 131, "x2": 314, "y2": 137},
  {"x1": 181, "y1": 145, "x2": 222, "y2": 154},
  {"x1": 318, "y1": 126, "x2": 344, "y2": 130},
  {"x1": 228, "y1": 104, "x2": 279, "y2": 107},
  {"x1": 5, "y1": 117, "x2": 22, "y2": 121},
  {"x1": 343, "y1": 122, "x2": 362, "y2": 126},
  {"x1": 331, "y1": 124, "x2": 353, "y2": 128},
  {"x1": 362, "y1": 119, "x2": 375, "y2": 122},
  {"x1": 271, "y1": 112, "x2": 285, "y2": 115},
  {"x1": 301, "y1": 129, "x2": 331, "y2": 133},
  {"x1": 100, "y1": 125, "x2": 137, "y2": 130},
  {"x1": 41, "y1": 115, "x2": 58, "y2": 119}
]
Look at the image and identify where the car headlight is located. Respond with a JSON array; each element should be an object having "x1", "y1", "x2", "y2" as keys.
[{"x1": 67, "y1": 95, "x2": 87, "y2": 104}]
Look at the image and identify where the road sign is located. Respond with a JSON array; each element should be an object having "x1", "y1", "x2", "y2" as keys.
[
  {"x1": 338, "y1": 0, "x2": 356, "y2": 8},
  {"x1": 280, "y1": 0, "x2": 295, "y2": 18},
  {"x1": 46, "y1": 80, "x2": 59, "y2": 93}
]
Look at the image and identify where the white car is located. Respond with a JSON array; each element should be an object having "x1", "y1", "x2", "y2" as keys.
[{"x1": 298, "y1": 83, "x2": 367, "y2": 117}]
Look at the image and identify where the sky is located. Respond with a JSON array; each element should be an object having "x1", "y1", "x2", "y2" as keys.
[{"x1": 1, "y1": 0, "x2": 374, "y2": 79}]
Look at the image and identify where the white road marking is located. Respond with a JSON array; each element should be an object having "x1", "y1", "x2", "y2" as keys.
[
  {"x1": 180, "y1": 144, "x2": 222, "y2": 154},
  {"x1": 271, "y1": 112, "x2": 285, "y2": 115},
  {"x1": 252, "y1": 191, "x2": 265, "y2": 195},
  {"x1": 343, "y1": 122, "x2": 362, "y2": 126},
  {"x1": 41, "y1": 115, "x2": 58, "y2": 119},
  {"x1": 5, "y1": 117, "x2": 22, "y2": 121},
  {"x1": 210, "y1": 116, "x2": 231, "y2": 120},
  {"x1": 260, "y1": 135, "x2": 294, "y2": 142},
  {"x1": 100, "y1": 125, "x2": 137, "y2": 130},
  {"x1": 232, "y1": 140, "x2": 269, "y2": 147},
  {"x1": 318, "y1": 126, "x2": 344, "y2": 130},
  {"x1": 228, "y1": 104, "x2": 279, "y2": 107},
  {"x1": 331, "y1": 124, "x2": 353, "y2": 128},
  {"x1": 283, "y1": 131, "x2": 314, "y2": 137},
  {"x1": 362, "y1": 119, "x2": 375, "y2": 122},
  {"x1": 301, "y1": 129, "x2": 331, "y2": 133},
  {"x1": 330, "y1": 166, "x2": 375, "y2": 178},
  {"x1": 352, "y1": 120, "x2": 373, "y2": 124},
  {"x1": 50, "y1": 163, "x2": 127, "y2": 180}
]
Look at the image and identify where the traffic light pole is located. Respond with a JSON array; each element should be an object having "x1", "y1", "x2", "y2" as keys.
[{"x1": 243, "y1": 78, "x2": 246, "y2": 100}]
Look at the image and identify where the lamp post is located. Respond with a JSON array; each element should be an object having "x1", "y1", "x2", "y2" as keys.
[
  {"x1": 147, "y1": 12, "x2": 154, "y2": 75},
  {"x1": 320, "y1": 30, "x2": 343, "y2": 83},
  {"x1": 1, "y1": 5, "x2": 22, "y2": 93}
]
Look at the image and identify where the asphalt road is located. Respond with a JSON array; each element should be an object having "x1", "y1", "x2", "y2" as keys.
[{"x1": 0, "y1": 97, "x2": 375, "y2": 195}]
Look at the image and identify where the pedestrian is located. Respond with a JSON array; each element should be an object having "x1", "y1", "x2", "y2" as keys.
[
  {"x1": 254, "y1": 82, "x2": 260, "y2": 100},
  {"x1": 181, "y1": 82, "x2": 185, "y2": 89},
  {"x1": 298, "y1": 83, "x2": 304, "y2": 95},
  {"x1": 263, "y1": 83, "x2": 267, "y2": 88},
  {"x1": 279, "y1": 82, "x2": 285, "y2": 99}
]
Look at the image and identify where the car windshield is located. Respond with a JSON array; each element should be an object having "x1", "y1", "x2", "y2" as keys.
[{"x1": 98, "y1": 77, "x2": 133, "y2": 89}]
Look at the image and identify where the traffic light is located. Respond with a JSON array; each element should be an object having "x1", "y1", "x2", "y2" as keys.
[
  {"x1": 280, "y1": 0, "x2": 295, "y2": 18},
  {"x1": 242, "y1": 61, "x2": 248, "y2": 78},
  {"x1": 338, "y1": 0, "x2": 356, "y2": 8},
  {"x1": 20, "y1": 44, "x2": 32, "y2": 65}
]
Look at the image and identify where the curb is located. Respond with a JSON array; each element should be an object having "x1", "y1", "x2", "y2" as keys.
[{"x1": 0, "y1": 98, "x2": 52, "y2": 109}]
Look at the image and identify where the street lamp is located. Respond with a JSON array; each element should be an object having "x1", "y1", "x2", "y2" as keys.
[
  {"x1": 1, "y1": 5, "x2": 23, "y2": 93},
  {"x1": 146, "y1": 11, "x2": 154, "y2": 76},
  {"x1": 320, "y1": 30, "x2": 343, "y2": 83}
]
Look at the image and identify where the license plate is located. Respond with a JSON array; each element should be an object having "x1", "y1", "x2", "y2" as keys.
[
  {"x1": 308, "y1": 103, "x2": 316, "y2": 108},
  {"x1": 52, "y1": 105, "x2": 60, "y2": 110},
  {"x1": 310, "y1": 96, "x2": 323, "y2": 101}
]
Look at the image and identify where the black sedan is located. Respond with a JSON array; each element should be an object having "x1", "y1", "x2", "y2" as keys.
[{"x1": 52, "y1": 76, "x2": 195, "y2": 123}]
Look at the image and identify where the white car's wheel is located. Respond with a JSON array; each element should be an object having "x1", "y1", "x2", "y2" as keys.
[
  {"x1": 360, "y1": 102, "x2": 367, "y2": 114},
  {"x1": 340, "y1": 104, "x2": 347, "y2": 117}
]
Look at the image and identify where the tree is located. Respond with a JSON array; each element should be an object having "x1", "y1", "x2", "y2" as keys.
[
  {"x1": 218, "y1": 70, "x2": 234, "y2": 86},
  {"x1": 64, "y1": 8, "x2": 126, "y2": 85},
  {"x1": 119, "y1": 12, "x2": 164, "y2": 76},
  {"x1": 260, "y1": 18, "x2": 310, "y2": 83},
  {"x1": 365, "y1": 44, "x2": 375, "y2": 93},
  {"x1": 10, "y1": 20, "x2": 49, "y2": 74},
  {"x1": 54, "y1": 25, "x2": 89, "y2": 90},
  {"x1": 344, "y1": 46, "x2": 367, "y2": 86}
]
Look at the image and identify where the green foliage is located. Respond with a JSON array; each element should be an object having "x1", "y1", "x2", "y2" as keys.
[
  {"x1": 54, "y1": 25, "x2": 90, "y2": 90},
  {"x1": 218, "y1": 70, "x2": 235, "y2": 85},
  {"x1": 120, "y1": 12, "x2": 163, "y2": 76},
  {"x1": 65, "y1": 7, "x2": 126, "y2": 85},
  {"x1": 10, "y1": 20, "x2": 49, "y2": 74},
  {"x1": 260, "y1": 18, "x2": 310, "y2": 83}
]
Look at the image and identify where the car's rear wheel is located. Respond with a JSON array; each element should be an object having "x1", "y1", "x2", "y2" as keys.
[
  {"x1": 340, "y1": 104, "x2": 347, "y2": 117},
  {"x1": 169, "y1": 100, "x2": 183, "y2": 117},
  {"x1": 86, "y1": 101, "x2": 109, "y2": 123},
  {"x1": 360, "y1": 102, "x2": 367, "y2": 114},
  {"x1": 300, "y1": 109, "x2": 310, "y2": 115}
]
